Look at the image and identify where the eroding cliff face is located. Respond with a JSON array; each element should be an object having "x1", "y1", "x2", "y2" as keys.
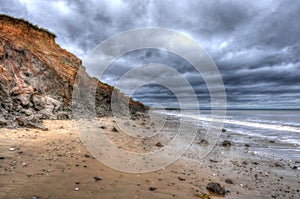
[{"x1": 0, "y1": 15, "x2": 145, "y2": 128}]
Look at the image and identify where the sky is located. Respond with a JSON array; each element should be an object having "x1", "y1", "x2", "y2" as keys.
[{"x1": 1, "y1": 0, "x2": 300, "y2": 109}]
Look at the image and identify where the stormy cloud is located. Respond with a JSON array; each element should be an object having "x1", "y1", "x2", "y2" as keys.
[{"x1": 1, "y1": 0, "x2": 300, "y2": 109}]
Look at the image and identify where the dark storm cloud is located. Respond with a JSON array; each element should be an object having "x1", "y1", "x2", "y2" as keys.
[{"x1": 1, "y1": 0, "x2": 300, "y2": 108}]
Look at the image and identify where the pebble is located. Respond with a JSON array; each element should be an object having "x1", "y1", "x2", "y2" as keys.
[
  {"x1": 155, "y1": 142, "x2": 163, "y2": 147},
  {"x1": 9, "y1": 148, "x2": 15, "y2": 151},
  {"x1": 221, "y1": 140, "x2": 231, "y2": 147},
  {"x1": 198, "y1": 139, "x2": 209, "y2": 146},
  {"x1": 149, "y1": 187, "x2": 157, "y2": 191},
  {"x1": 292, "y1": 166, "x2": 298, "y2": 170},
  {"x1": 74, "y1": 187, "x2": 80, "y2": 191},
  {"x1": 274, "y1": 162, "x2": 284, "y2": 168},
  {"x1": 94, "y1": 176, "x2": 102, "y2": 181},
  {"x1": 225, "y1": 179, "x2": 234, "y2": 184},
  {"x1": 178, "y1": 177, "x2": 186, "y2": 181},
  {"x1": 111, "y1": 127, "x2": 118, "y2": 132}
]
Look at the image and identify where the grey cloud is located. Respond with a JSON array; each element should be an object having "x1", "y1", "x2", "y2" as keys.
[
  {"x1": 0, "y1": 0, "x2": 27, "y2": 16},
  {"x1": 1, "y1": 0, "x2": 299, "y2": 109}
]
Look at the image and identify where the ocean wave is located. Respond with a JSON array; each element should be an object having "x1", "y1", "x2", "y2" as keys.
[{"x1": 161, "y1": 111, "x2": 300, "y2": 133}]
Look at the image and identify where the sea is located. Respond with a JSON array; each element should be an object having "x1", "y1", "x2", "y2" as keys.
[{"x1": 158, "y1": 109, "x2": 300, "y2": 161}]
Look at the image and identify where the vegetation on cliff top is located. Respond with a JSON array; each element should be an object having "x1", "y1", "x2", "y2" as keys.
[{"x1": 0, "y1": 14, "x2": 56, "y2": 38}]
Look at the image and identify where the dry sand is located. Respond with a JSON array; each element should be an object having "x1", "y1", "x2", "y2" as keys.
[{"x1": 0, "y1": 117, "x2": 299, "y2": 199}]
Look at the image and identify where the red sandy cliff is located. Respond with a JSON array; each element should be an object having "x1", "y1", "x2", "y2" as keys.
[{"x1": 0, "y1": 15, "x2": 145, "y2": 127}]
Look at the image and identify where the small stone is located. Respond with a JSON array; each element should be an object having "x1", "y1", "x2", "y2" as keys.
[
  {"x1": 178, "y1": 177, "x2": 186, "y2": 181},
  {"x1": 94, "y1": 176, "x2": 102, "y2": 181},
  {"x1": 252, "y1": 161, "x2": 259, "y2": 165},
  {"x1": 222, "y1": 129, "x2": 227, "y2": 132},
  {"x1": 292, "y1": 166, "x2": 298, "y2": 170},
  {"x1": 111, "y1": 127, "x2": 118, "y2": 132},
  {"x1": 84, "y1": 154, "x2": 90, "y2": 158},
  {"x1": 198, "y1": 139, "x2": 209, "y2": 146},
  {"x1": 31, "y1": 197, "x2": 38, "y2": 199},
  {"x1": 156, "y1": 142, "x2": 163, "y2": 147},
  {"x1": 0, "y1": 157, "x2": 5, "y2": 160},
  {"x1": 74, "y1": 187, "x2": 80, "y2": 191},
  {"x1": 242, "y1": 160, "x2": 249, "y2": 165},
  {"x1": 206, "y1": 182, "x2": 226, "y2": 195},
  {"x1": 9, "y1": 148, "x2": 15, "y2": 151},
  {"x1": 225, "y1": 179, "x2": 234, "y2": 184},
  {"x1": 274, "y1": 162, "x2": 284, "y2": 168},
  {"x1": 149, "y1": 187, "x2": 157, "y2": 191},
  {"x1": 245, "y1": 144, "x2": 250, "y2": 147},
  {"x1": 100, "y1": 125, "x2": 106, "y2": 129},
  {"x1": 221, "y1": 140, "x2": 231, "y2": 147}
]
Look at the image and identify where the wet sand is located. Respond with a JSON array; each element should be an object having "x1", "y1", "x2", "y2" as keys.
[{"x1": 0, "y1": 118, "x2": 299, "y2": 199}]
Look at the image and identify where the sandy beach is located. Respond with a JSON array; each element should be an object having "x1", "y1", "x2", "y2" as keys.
[{"x1": 0, "y1": 117, "x2": 299, "y2": 199}]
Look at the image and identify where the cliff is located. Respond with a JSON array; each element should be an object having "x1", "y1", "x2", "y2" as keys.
[{"x1": 0, "y1": 15, "x2": 146, "y2": 128}]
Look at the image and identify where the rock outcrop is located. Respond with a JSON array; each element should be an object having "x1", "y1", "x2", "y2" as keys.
[{"x1": 0, "y1": 15, "x2": 146, "y2": 128}]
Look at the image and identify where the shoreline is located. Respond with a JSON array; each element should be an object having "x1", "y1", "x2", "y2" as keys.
[{"x1": 0, "y1": 117, "x2": 299, "y2": 198}]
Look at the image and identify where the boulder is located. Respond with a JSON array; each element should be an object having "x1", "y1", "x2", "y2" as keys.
[{"x1": 206, "y1": 182, "x2": 226, "y2": 195}]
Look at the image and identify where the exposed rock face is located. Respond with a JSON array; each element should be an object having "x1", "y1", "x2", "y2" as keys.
[{"x1": 0, "y1": 15, "x2": 146, "y2": 127}]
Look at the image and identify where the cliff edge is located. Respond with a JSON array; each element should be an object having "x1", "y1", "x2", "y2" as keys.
[{"x1": 0, "y1": 15, "x2": 146, "y2": 128}]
